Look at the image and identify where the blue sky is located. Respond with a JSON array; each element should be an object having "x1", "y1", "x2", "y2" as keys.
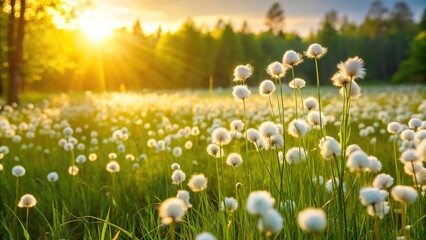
[{"x1": 90, "y1": 0, "x2": 426, "y2": 35}]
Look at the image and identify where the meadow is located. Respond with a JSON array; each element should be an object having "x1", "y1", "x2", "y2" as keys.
[{"x1": 0, "y1": 50, "x2": 426, "y2": 240}]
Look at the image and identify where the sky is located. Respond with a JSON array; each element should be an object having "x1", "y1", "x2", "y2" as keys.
[{"x1": 86, "y1": 0, "x2": 426, "y2": 36}]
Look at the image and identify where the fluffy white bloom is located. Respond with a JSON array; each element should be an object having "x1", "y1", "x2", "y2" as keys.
[
  {"x1": 307, "y1": 111, "x2": 326, "y2": 126},
  {"x1": 106, "y1": 161, "x2": 120, "y2": 173},
  {"x1": 246, "y1": 191, "x2": 275, "y2": 214},
  {"x1": 285, "y1": 147, "x2": 306, "y2": 164},
  {"x1": 171, "y1": 163, "x2": 180, "y2": 170},
  {"x1": 257, "y1": 208, "x2": 284, "y2": 234},
  {"x1": 17, "y1": 194, "x2": 37, "y2": 208},
  {"x1": 346, "y1": 151, "x2": 370, "y2": 172},
  {"x1": 232, "y1": 85, "x2": 251, "y2": 101},
  {"x1": 221, "y1": 197, "x2": 238, "y2": 212},
  {"x1": 247, "y1": 128, "x2": 261, "y2": 142},
  {"x1": 188, "y1": 174, "x2": 208, "y2": 192},
  {"x1": 177, "y1": 190, "x2": 192, "y2": 208},
  {"x1": 415, "y1": 130, "x2": 426, "y2": 143},
  {"x1": 259, "y1": 121, "x2": 279, "y2": 138},
  {"x1": 367, "y1": 201, "x2": 390, "y2": 219},
  {"x1": 367, "y1": 156, "x2": 382, "y2": 172},
  {"x1": 233, "y1": 64, "x2": 253, "y2": 81},
  {"x1": 289, "y1": 78, "x2": 306, "y2": 89},
  {"x1": 331, "y1": 71, "x2": 350, "y2": 87},
  {"x1": 172, "y1": 170, "x2": 186, "y2": 185},
  {"x1": 373, "y1": 173, "x2": 394, "y2": 189},
  {"x1": 226, "y1": 153, "x2": 243, "y2": 167},
  {"x1": 400, "y1": 149, "x2": 418, "y2": 163},
  {"x1": 47, "y1": 172, "x2": 59, "y2": 182},
  {"x1": 337, "y1": 56, "x2": 366, "y2": 79},
  {"x1": 159, "y1": 197, "x2": 187, "y2": 225},
  {"x1": 282, "y1": 50, "x2": 303, "y2": 67},
  {"x1": 306, "y1": 43, "x2": 327, "y2": 58},
  {"x1": 403, "y1": 161, "x2": 423, "y2": 176},
  {"x1": 207, "y1": 144, "x2": 222, "y2": 158},
  {"x1": 297, "y1": 208, "x2": 327, "y2": 233},
  {"x1": 259, "y1": 80, "x2": 276, "y2": 96},
  {"x1": 196, "y1": 232, "x2": 216, "y2": 240},
  {"x1": 211, "y1": 127, "x2": 231, "y2": 146},
  {"x1": 320, "y1": 138, "x2": 341, "y2": 160},
  {"x1": 230, "y1": 120, "x2": 244, "y2": 132},
  {"x1": 76, "y1": 155, "x2": 86, "y2": 164},
  {"x1": 266, "y1": 61, "x2": 286, "y2": 78},
  {"x1": 400, "y1": 129, "x2": 415, "y2": 141},
  {"x1": 408, "y1": 118, "x2": 422, "y2": 129},
  {"x1": 391, "y1": 185, "x2": 418, "y2": 204},
  {"x1": 288, "y1": 119, "x2": 310, "y2": 138},
  {"x1": 387, "y1": 122, "x2": 402, "y2": 134},
  {"x1": 267, "y1": 134, "x2": 284, "y2": 149},
  {"x1": 172, "y1": 147, "x2": 182, "y2": 157},
  {"x1": 12, "y1": 165, "x2": 26, "y2": 177},
  {"x1": 326, "y1": 178, "x2": 346, "y2": 193},
  {"x1": 416, "y1": 140, "x2": 426, "y2": 161},
  {"x1": 68, "y1": 166, "x2": 79, "y2": 176},
  {"x1": 304, "y1": 97, "x2": 318, "y2": 111},
  {"x1": 359, "y1": 187, "x2": 387, "y2": 206},
  {"x1": 346, "y1": 144, "x2": 361, "y2": 156},
  {"x1": 339, "y1": 81, "x2": 361, "y2": 98}
]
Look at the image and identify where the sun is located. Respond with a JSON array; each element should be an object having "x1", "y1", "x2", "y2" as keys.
[{"x1": 78, "y1": 12, "x2": 113, "y2": 42}]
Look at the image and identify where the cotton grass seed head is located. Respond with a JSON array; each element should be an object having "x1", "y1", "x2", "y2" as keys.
[
  {"x1": 230, "y1": 119, "x2": 244, "y2": 132},
  {"x1": 233, "y1": 64, "x2": 253, "y2": 82},
  {"x1": 172, "y1": 170, "x2": 186, "y2": 185},
  {"x1": 247, "y1": 128, "x2": 261, "y2": 142},
  {"x1": 331, "y1": 71, "x2": 351, "y2": 87},
  {"x1": 304, "y1": 97, "x2": 318, "y2": 111},
  {"x1": 211, "y1": 127, "x2": 231, "y2": 146},
  {"x1": 359, "y1": 187, "x2": 387, "y2": 206},
  {"x1": 158, "y1": 197, "x2": 187, "y2": 225},
  {"x1": 282, "y1": 50, "x2": 303, "y2": 67},
  {"x1": 232, "y1": 85, "x2": 251, "y2": 101},
  {"x1": 259, "y1": 121, "x2": 279, "y2": 138},
  {"x1": 391, "y1": 185, "x2": 418, "y2": 204},
  {"x1": 346, "y1": 150, "x2": 370, "y2": 172},
  {"x1": 409, "y1": 118, "x2": 422, "y2": 129},
  {"x1": 337, "y1": 56, "x2": 366, "y2": 79},
  {"x1": 288, "y1": 119, "x2": 310, "y2": 138},
  {"x1": 307, "y1": 111, "x2": 326, "y2": 126},
  {"x1": 106, "y1": 161, "x2": 120, "y2": 173},
  {"x1": 367, "y1": 156, "x2": 382, "y2": 172},
  {"x1": 289, "y1": 78, "x2": 306, "y2": 89},
  {"x1": 176, "y1": 190, "x2": 192, "y2": 208},
  {"x1": 257, "y1": 208, "x2": 284, "y2": 235},
  {"x1": 266, "y1": 61, "x2": 286, "y2": 78},
  {"x1": 339, "y1": 81, "x2": 361, "y2": 98},
  {"x1": 259, "y1": 80, "x2": 276, "y2": 96},
  {"x1": 297, "y1": 208, "x2": 327, "y2": 233},
  {"x1": 367, "y1": 201, "x2": 390, "y2": 219},
  {"x1": 221, "y1": 197, "x2": 238, "y2": 212},
  {"x1": 226, "y1": 153, "x2": 243, "y2": 167},
  {"x1": 285, "y1": 147, "x2": 306, "y2": 164},
  {"x1": 207, "y1": 143, "x2": 222, "y2": 158},
  {"x1": 416, "y1": 140, "x2": 426, "y2": 161},
  {"x1": 320, "y1": 138, "x2": 341, "y2": 160},
  {"x1": 68, "y1": 166, "x2": 79, "y2": 176},
  {"x1": 306, "y1": 43, "x2": 327, "y2": 59},
  {"x1": 246, "y1": 191, "x2": 275, "y2": 214},
  {"x1": 18, "y1": 194, "x2": 37, "y2": 208},
  {"x1": 373, "y1": 173, "x2": 394, "y2": 189},
  {"x1": 401, "y1": 129, "x2": 415, "y2": 141},
  {"x1": 12, "y1": 165, "x2": 26, "y2": 177},
  {"x1": 387, "y1": 122, "x2": 402, "y2": 134},
  {"x1": 188, "y1": 174, "x2": 208, "y2": 192},
  {"x1": 400, "y1": 149, "x2": 418, "y2": 163},
  {"x1": 47, "y1": 172, "x2": 59, "y2": 182},
  {"x1": 196, "y1": 232, "x2": 216, "y2": 240}
]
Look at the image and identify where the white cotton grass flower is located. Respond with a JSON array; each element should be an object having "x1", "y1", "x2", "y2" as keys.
[
  {"x1": 257, "y1": 208, "x2": 284, "y2": 235},
  {"x1": 75, "y1": 155, "x2": 86, "y2": 164},
  {"x1": 230, "y1": 120, "x2": 244, "y2": 132},
  {"x1": 247, "y1": 128, "x2": 261, "y2": 142},
  {"x1": 171, "y1": 163, "x2": 180, "y2": 170},
  {"x1": 415, "y1": 130, "x2": 426, "y2": 143},
  {"x1": 387, "y1": 122, "x2": 402, "y2": 134},
  {"x1": 306, "y1": 43, "x2": 327, "y2": 59},
  {"x1": 400, "y1": 129, "x2": 415, "y2": 141},
  {"x1": 233, "y1": 64, "x2": 253, "y2": 82},
  {"x1": 331, "y1": 71, "x2": 350, "y2": 87},
  {"x1": 304, "y1": 97, "x2": 318, "y2": 111},
  {"x1": 259, "y1": 80, "x2": 276, "y2": 96},
  {"x1": 12, "y1": 165, "x2": 26, "y2": 177},
  {"x1": 359, "y1": 187, "x2": 387, "y2": 206},
  {"x1": 282, "y1": 50, "x2": 303, "y2": 67},
  {"x1": 288, "y1": 119, "x2": 310, "y2": 138},
  {"x1": 89, "y1": 153, "x2": 97, "y2": 161},
  {"x1": 391, "y1": 185, "x2": 418, "y2": 204},
  {"x1": 221, "y1": 197, "x2": 238, "y2": 212},
  {"x1": 172, "y1": 147, "x2": 182, "y2": 157},
  {"x1": 297, "y1": 208, "x2": 327, "y2": 233},
  {"x1": 289, "y1": 78, "x2": 306, "y2": 89},
  {"x1": 68, "y1": 166, "x2": 79, "y2": 176},
  {"x1": 285, "y1": 147, "x2": 307, "y2": 164},
  {"x1": 337, "y1": 56, "x2": 366, "y2": 79},
  {"x1": 403, "y1": 161, "x2": 423, "y2": 176},
  {"x1": 188, "y1": 174, "x2": 208, "y2": 192},
  {"x1": 266, "y1": 61, "x2": 286, "y2": 78},
  {"x1": 232, "y1": 85, "x2": 251, "y2": 101},
  {"x1": 176, "y1": 190, "x2": 192, "y2": 208},
  {"x1": 367, "y1": 201, "x2": 390, "y2": 219},
  {"x1": 47, "y1": 172, "x2": 59, "y2": 182},
  {"x1": 416, "y1": 140, "x2": 426, "y2": 161},
  {"x1": 158, "y1": 197, "x2": 187, "y2": 225},
  {"x1": 346, "y1": 150, "x2": 370, "y2": 172},
  {"x1": 400, "y1": 149, "x2": 418, "y2": 163},
  {"x1": 267, "y1": 134, "x2": 284, "y2": 149},
  {"x1": 106, "y1": 161, "x2": 120, "y2": 173},
  {"x1": 414, "y1": 169, "x2": 426, "y2": 185},
  {"x1": 408, "y1": 118, "x2": 422, "y2": 129},
  {"x1": 320, "y1": 138, "x2": 341, "y2": 160},
  {"x1": 172, "y1": 170, "x2": 186, "y2": 185},
  {"x1": 373, "y1": 173, "x2": 394, "y2": 189},
  {"x1": 326, "y1": 178, "x2": 346, "y2": 193},
  {"x1": 211, "y1": 127, "x2": 231, "y2": 146},
  {"x1": 17, "y1": 194, "x2": 37, "y2": 208},
  {"x1": 196, "y1": 232, "x2": 216, "y2": 240},
  {"x1": 226, "y1": 153, "x2": 243, "y2": 167},
  {"x1": 346, "y1": 144, "x2": 361, "y2": 156},
  {"x1": 339, "y1": 81, "x2": 361, "y2": 98},
  {"x1": 207, "y1": 144, "x2": 222, "y2": 158},
  {"x1": 259, "y1": 121, "x2": 279, "y2": 138},
  {"x1": 307, "y1": 111, "x2": 326, "y2": 126},
  {"x1": 246, "y1": 191, "x2": 275, "y2": 214},
  {"x1": 367, "y1": 156, "x2": 382, "y2": 172}
]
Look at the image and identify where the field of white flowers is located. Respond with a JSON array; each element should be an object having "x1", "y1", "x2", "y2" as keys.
[{"x1": 1, "y1": 46, "x2": 426, "y2": 239}]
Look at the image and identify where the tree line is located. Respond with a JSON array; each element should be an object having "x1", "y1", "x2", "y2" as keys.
[{"x1": 0, "y1": 0, "x2": 425, "y2": 104}]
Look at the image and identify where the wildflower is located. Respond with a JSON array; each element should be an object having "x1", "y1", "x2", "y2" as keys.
[
  {"x1": 306, "y1": 43, "x2": 327, "y2": 59},
  {"x1": 207, "y1": 144, "x2": 222, "y2": 158},
  {"x1": 331, "y1": 71, "x2": 350, "y2": 87},
  {"x1": 416, "y1": 140, "x2": 426, "y2": 161},
  {"x1": 408, "y1": 118, "x2": 422, "y2": 129},
  {"x1": 259, "y1": 121, "x2": 279, "y2": 138},
  {"x1": 172, "y1": 170, "x2": 186, "y2": 185},
  {"x1": 226, "y1": 153, "x2": 243, "y2": 167},
  {"x1": 221, "y1": 197, "x2": 238, "y2": 212},
  {"x1": 259, "y1": 80, "x2": 276, "y2": 96},
  {"x1": 196, "y1": 232, "x2": 216, "y2": 240},
  {"x1": 47, "y1": 172, "x2": 59, "y2": 182},
  {"x1": 359, "y1": 187, "x2": 387, "y2": 206},
  {"x1": 337, "y1": 56, "x2": 365, "y2": 79},
  {"x1": 232, "y1": 85, "x2": 251, "y2": 101},
  {"x1": 266, "y1": 61, "x2": 286, "y2": 78},
  {"x1": 400, "y1": 149, "x2": 418, "y2": 163},
  {"x1": 230, "y1": 120, "x2": 244, "y2": 132},
  {"x1": 387, "y1": 122, "x2": 402, "y2": 134},
  {"x1": 346, "y1": 151, "x2": 370, "y2": 172},
  {"x1": 320, "y1": 138, "x2": 341, "y2": 160},
  {"x1": 246, "y1": 191, "x2": 275, "y2": 214},
  {"x1": 76, "y1": 155, "x2": 86, "y2": 164},
  {"x1": 297, "y1": 208, "x2": 327, "y2": 233},
  {"x1": 18, "y1": 194, "x2": 37, "y2": 208},
  {"x1": 247, "y1": 128, "x2": 261, "y2": 142},
  {"x1": 177, "y1": 190, "x2": 192, "y2": 208},
  {"x1": 285, "y1": 147, "x2": 307, "y2": 164},
  {"x1": 339, "y1": 81, "x2": 361, "y2": 98},
  {"x1": 172, "y1": 147, "x2": 182, "y2": 157},
  {"x1": 367, "y1": 201, "x2": 390, "y2": 219},
  {"x1": 391, "y1": 185, "x2": 418, "y2": 204},
  {"x1": 367, "y1": 156, "x2": 382, "y2": 172},
  {"x1": 415, "y1": 130, "x2": 426, "y2": 143},
  {"x1": 106, "y1": 161, "x2": 120, "y2": 173},
  {"x1": 304, "y1": 97, "x2": 318, "y2": 111},
  {"x1": 282, "y1": 50, "x2": 303, "y2": 67},
  {"x1": 158, "y1": 197, "x2": 187, "y2": 225},
  {"x1": 326, "y1": 178, "x2": 346, "y2": 193},
  {"x1": 188, "y1": 174, "x2": 208, "y2": 192},
  {"x1": 346, "y1": 144, "x2": 361, "y2": 156},
  {"x1": 403, "y1": 161, "x2": 423, "y2": 176},
  {"x1": 289, "y1": 78, "x2": 306, "y2": 89},
  {"x1": 373, "y1": 173, "x2": 394, "y2": 189},
  {"x1": 171, "y1": 163, "x2": 180, "y2": 170},
  {"x1": 288, "y1": 119, "x2": 310, "y2": 138},
  {"x1": 401, "y1": 129, "x2": 415, "y2": 141},
  {"x1": 68, "y1": 166, "x2": 79, "y2": 176},
  {"x1": 12, "y1": 165, "x2": 26, "y2": 177},
  {"x1": 307, "y1": 111, "x2": 326, "y2": 126},
  {"x1": 211, "y1": 127, "x2": 231, "y2": 146},
  {"x1": 257, "y1": 208, "x2": 284, "y2": 235},
  {"x1": 233, "y1": 64, "x2": 253, "y2": 82}
]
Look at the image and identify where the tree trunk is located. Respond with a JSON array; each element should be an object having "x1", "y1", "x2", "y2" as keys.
[
  {"x1": 7, "y1": 0, "x2": 16, "y2": 104},
  {"x1": 8, "y1": 0, "x2": 25, "y2": 105}
]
